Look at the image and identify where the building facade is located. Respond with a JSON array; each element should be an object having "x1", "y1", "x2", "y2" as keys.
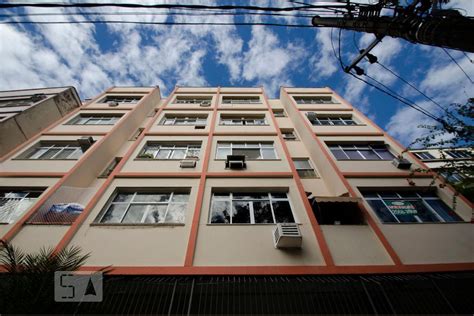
[
  {"x1": 0, "y1": 86, "x2": 472, "y2": 313},
  {"x1": 0, "y1": 87, "x2": 82, "y2": 156}
]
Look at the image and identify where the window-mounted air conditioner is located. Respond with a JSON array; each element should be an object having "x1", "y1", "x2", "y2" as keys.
[
  {"x1": 273, "y1": 223, "x2": 302, "y2": 248},
  {"x1": 77, "y1": 136, "x2": 95, "y2": 152},
  {"x1": 307, "y1": 112, "x2": 317, "y2": 120},
  {"x1": 284, "y1": 134, "x2": 296, "y2": 140},
  {"x1": 108, "y1": 101, "x2": 119, "y2": 107},
  {"x1": 180, "y1": 159, "x2": 197, "y2": 168},
  {"x1": 225, "y1": 155, "x2": 246, "y2": 169},
  {"x1": 200, "y1": 101, "x2": 211, "y2": 107},
  {"x1": 392, "y1": 157, "x2": 412, "y2": 169}
]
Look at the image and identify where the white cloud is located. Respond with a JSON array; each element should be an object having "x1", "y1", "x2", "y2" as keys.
[{"x1": 310, "y1": 28, "x2": 338, "y2": 79}]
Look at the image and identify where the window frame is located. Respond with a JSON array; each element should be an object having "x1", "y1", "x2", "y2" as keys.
[
  {"x1": 272, "y1": 109, "x2": 286, "y2": 117},
  {"x1": 413, "y1": 152, "x2": 436, "y2": 160},
  {"x1": 18, "y1": 142, "x2": 83, "y2": 160},
  {"x1": 97, "y1": 190, "x2": 190, "y2": 225},
  {"x1": 219, "y1": 115, "x2": 267, "y2": 126},
  {"x1": 209, "y1": 192, "x2": 297, "y2": 224},
  {"x1": 173, "y1": 97, "x2": 212, "y2": 104},
  {"x1": 66, "y1": 114, "x2": 122, "y2": 125},
  {"x1": 362, "y1": 190, "x2": 463, "y2": 224},
  {"x1": 100, "y1": 95, "x2": 143, "y2": 104},
  {"x1": 159, "y1": 115, "x2": 207, "y2": 126},
  {"x1": 293, "y1": 158, "x2": 318, "y2": 178},
  {"x1": 294, "y1": 96, "x2": 336, "y2": 104},
  {"x1": 138, "y1": 142, "x2": 202, "y2": 160},
  {"x1": 281, "y1": 130, "x2": 298, "y2": 141},
  {"x1": 446, "y1": 150, "x2": 472, "y2": 159},
  {"x1": 215, "y1": 142, "x2": 278, "y2": 160},
  {"x1": 328, "y1": 144, "x2": 395, "y2": 161},
  {"x1": 221, "y1": 96, "x2": 262, "y2": 104},
  {"x1": 0, "y1": 188, "x2": 44, "y2": 223},
  {"x1": 307, "y1": 113, "x2": 357, "y2": 126}
]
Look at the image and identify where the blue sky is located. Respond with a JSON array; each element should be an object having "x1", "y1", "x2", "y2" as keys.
[{"x1": 0, "y1": 0, "x2": 473, "y2": 146}]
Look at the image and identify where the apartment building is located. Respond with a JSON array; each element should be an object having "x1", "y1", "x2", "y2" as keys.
[
  {"x1": 0, "y1": 86, "x2": 472, "y2": 314},
  {"x1": 0, "y1": 87, "x2": 82, "y2": 156}
]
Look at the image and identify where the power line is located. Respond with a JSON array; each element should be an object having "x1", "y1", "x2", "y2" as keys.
[
  {"x1": 0, "y1": 20, "x2": 315, "y2": 27},
  {"x1": 442, "y1": 48, "x2": 474, "y2": 84}
]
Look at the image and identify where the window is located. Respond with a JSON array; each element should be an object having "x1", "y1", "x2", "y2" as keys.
[
  {"x1": 281, "y1": 130, "x2": 298, "y2": 141},
  {"x1": 413, "y1": 152, "x2": 435, "y2": 160},
  {"x1": 272, "y1": 109, "x2": 286, "y2": 117},
  {"x1": 138, "y1": 143, "x2": 201, "y2": 159},
  {"x1": 98, "y1": 190, "x2": 189, "y2": 224},
  {"x1": 0, "y1": 189, "x2": 44, "y2": 223},
  {"x1": 220, "y1": 115, "x2": 267, "y2": 126},
  {"x1": 20, "y1": 142, "x2": 83, "y2": 160},
  {"x1": 446, "y1": 150, "x2": 472, "y2": 159},
  {"x1": 174, "y1": 97, "x2": 212, "y2": 104},
  {"x1": 294, "y1": 96, "x2": 335, "y2": 104},
  {"x1": 216, "y1": 142, "x2": 277, "y2": 160},
  {"x1": 440, "y1": 171, "x2": 465, "y2": 183},
  {"x1": 0, "y1": 98, "x2": 33, "y2": 107},
  {"x1": 210, "y1": 192, "x2": 295, "y2": 224},
  {"x1": 160, "y1": 115, "x2": 207, "y2": 126},
  {"x1": 101, "y1": 95, "x2": 142, "y2": 104},
  {"x1": 222, "y1": 96, "x2": 261, "y2": 104},
  {"x1": 67, "y1": 114, "x2": 122, "y2": 125},
  {"x1": 293, "y1": 159, "x2": 317, "y2": 178},
  {"x1": 362, "y1": 190, "x2": 463, "y2": 223},
  {"x1": 307, "y1": 114, "x2": 357, "y2": 126},
  {"x1": 328, "y1": 144, "x2": 395, "y2": 160}
]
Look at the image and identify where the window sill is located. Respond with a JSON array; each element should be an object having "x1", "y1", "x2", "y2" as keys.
[{"x1": 90, "y1": 223, "x2": 185, "y2": 227}]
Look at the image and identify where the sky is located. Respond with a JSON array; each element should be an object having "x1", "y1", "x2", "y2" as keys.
[{"x1": 0, "y1": 0, "x2": 473, "y2": 146}]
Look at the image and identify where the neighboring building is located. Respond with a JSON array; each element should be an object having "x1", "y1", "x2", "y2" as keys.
[
  {"x1": 0, "y1": 87, "x2": 81, "y2": 156},
  {"x1": 410, "y1": 147, "x2": 473, "y2": 183},
  {"x1": 0, "y1": 87, "x2": 472, "y2": 313}
]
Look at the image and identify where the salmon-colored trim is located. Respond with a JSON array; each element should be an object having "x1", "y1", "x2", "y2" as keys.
[
  {"x1": 145, "y1": 132, "x2": 209, "y2": 136},
  {"x1": 216, "y1": 107, "x2": 270, "y2": 111},
  {"x1": 184, "y1": 87, "x2": 221, "y2": 267},
  {"x1": 282, "y1": 88, "x2": 403, "y2": 266},
  {"x1": 206, "y1": 172, "x2": 293, "y2": 178},
  {"x1": 213, "y1": 132, "x2": 278, "y2": 136},
  {"x1": 41, "y1": 132, "x2": 108, "y2": 136},
  {"x1": 343, "y1": 172, "x2": 435, "y2": 178},
  {"x1": 263, "y1": 88, "x2": 335, "y2": 267},
  {"x1": 161, "y1": 107, "x2": 216, "y2": 111},
  {"x1": 0, "y1": 172, "x2": 65, "y2": 178},
  {"x1": 328, "y1": 87, "x2": 474, "y2": 209},
  {"x1": 315, "y1": 132, "x2": 384, "y2": 136},
  {"x1": 52, "y1": 87, "x2": 167, "y2": 254},
  {"x1": 74, "y1": 262, "x2": 474, "y2": 275},
  {"x1": 82, "y1": 107, "x2": 135, "y2": 111},
  {"x1": 0, "y1": 88, "x2": 114, "y2": 163},
  {"x1": 1, "y1": 89, "x2": 149, "y2": 243},
  {"x1": 116, "y1": 172, "x2": 201, "y2": 178}
]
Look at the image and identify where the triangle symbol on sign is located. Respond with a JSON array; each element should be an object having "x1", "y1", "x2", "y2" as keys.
[{"x1": 84, "y1": 278, "x2": 97, "y2": 296}]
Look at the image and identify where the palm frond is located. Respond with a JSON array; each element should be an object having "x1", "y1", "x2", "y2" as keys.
[{"x1": 0, "y1": 240, "x2": 25, "y2": 273}]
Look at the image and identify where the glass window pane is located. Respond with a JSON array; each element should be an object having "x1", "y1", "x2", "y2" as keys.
[
  {"x1": 134, "y1": 193, "x2": 170, "y2": 203},
  {"x1": 210, "y1": 200, "x2": 231, "y2": 223},
  {"x1": 171, "y1": 149, "x2": 186, "y2": 159},
  {"x1": 383, "y1": 200, "x2": 420, "y2": 223},
  {"x1": 233, "y1": 193, "x2": 267, "y2": 200},
  {"x1": 216, "y1": 147, "x2": 231, "y2": 159},
  {"x1": 366, "y1": 200, "x2": 398, "y2": 223},
  {"x1": 330, "y1": 148, "x2": 348, "y2": 160},
  {"x1": 101, "y1": 204, "x2": 128, "y2": 223},
  {"x1": 232, "y1": 201, "x2": 251, "y2": 223},
  {"x1": 156, "y1": 149, "x2": 171, "y2": 159},
  {"x1": 271, "y1": 193, "x2": 287, "y2": 199},
  {"x1": 69, "y1": 148, "x2": 83, "y2": 159},
  {"x1": 253, "y1": 201, "x2": 274, "y2": 223},
  {"x1": 272, "y1": 200, "x2": 295, "y2": 223},
  {"x1": 374, "y1": 148, "x2": 395, "y2": 160},
  {"x1": 85, "y1": 118, "x2": 101, "y2": 125},
  {"x1": 144, "y1": 204, "x2": 167, "y2": 223},
  {"x1": 361, "y1": 191, "x2": 378, "y2": 198},
  {"x1": 294, "y1": 159, "x2": 311, "y2": 169},
  {"x1": 55, "y1": 148, "x2": 76, "y2": 159},
  {"x1": 346, "y1": 150, "x2": 363, "y2": 160},
  {"x1": 165, "y1": 203, "x2": 186, "y2": 223},
  {"x1": 122, "y1": 205, "x2": 147, "y2": 223},
  {"x1": 233, "y1": 148, "x2": 261, "y2": 159},
  {"x1": 172, "y1": 194, "x2": 189, "y2": 202},
  {"x1": 40, "y1": 148, "x2": 61, "y2": 159},
  {"x1": 114, "y1": 193, "x2": 133, "y2": 202},
  {"x1": 359, "y1": 149, "x2": 381, "y2": 160},
  {"x1": 297, "y1": 170, "x2": 316, "y2": 178},
  {"x1": 261, "y1": 148, "x2": 277, "y2": 159},
  {"x1": 425, "y1": 199, "x2": 462, "y2": 222}
]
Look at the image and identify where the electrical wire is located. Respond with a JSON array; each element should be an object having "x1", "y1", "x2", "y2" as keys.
[
  {"x1": 462, "y1": 51, "x2": 473, "y2": 64},
  {"x1": 442, "y1": 48, "x2": 474, "y2": 84}
]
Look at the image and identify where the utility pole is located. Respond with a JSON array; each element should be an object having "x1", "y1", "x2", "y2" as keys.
[{"x1": 312, "y1": 2, "x2": 474, "y2": 53}]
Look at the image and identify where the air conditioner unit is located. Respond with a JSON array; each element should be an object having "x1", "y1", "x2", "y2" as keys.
[
  {"x1": 180, "y1": 159, "x2": 197, "y2": 168},
  {"x1": 392, "y1": 157, "x2": 412, "y2": 169},
  {"x1": 200, "y1": 101, "x2": 211, "y2": 107},
  {"x1": 225, "y1": 155, "x2": 246, "y2": 169},
  {"x1": 108, "y1": 101, "x2": 119, "y2": 107},
  {"x1": 194, "y1": 124, "x2": 206, "y2": 129},
  {"x1": 284, "y1": 134, "x2": 296, "y2": 140},
  {"x1": 273, "y1": 223, "x2": 302, "y2": 248},
  {"x1": 307, "y1": 112, "x2": 317, "y2": 120},
  {"x1": 77, "y1": 136, "x2": 95, "y2": 152}
]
